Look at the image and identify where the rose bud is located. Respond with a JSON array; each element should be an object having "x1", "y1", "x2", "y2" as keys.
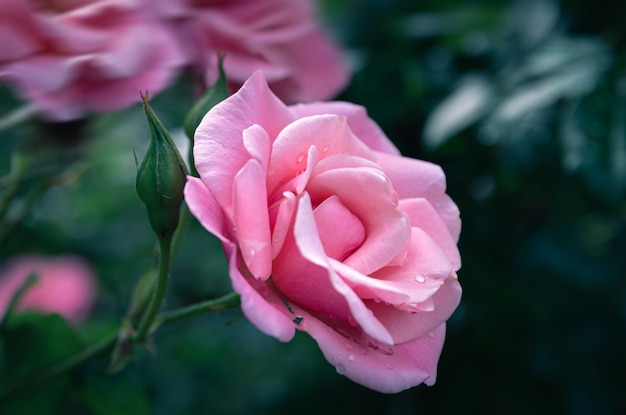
[{"x1": 136, "y1": 92, "x2": 188, "y2": 240}]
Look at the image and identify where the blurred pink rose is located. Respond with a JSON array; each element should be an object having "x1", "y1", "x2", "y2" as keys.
[
  {"x1": 0, "y1": 0, "x2": 185, "y2": 120},
  {"x1": 185, "y1": 72, "x2": 462, "y2": 393},
  {"x1": 154, "y1": 0, "x2": 349, "y2": 103},
  {"x1": 0, "y1": 254, "x2": 97, "y2": 325}
]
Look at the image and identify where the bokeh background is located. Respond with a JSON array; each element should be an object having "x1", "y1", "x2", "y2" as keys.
[{"x1": 1, "y1": 0, "x2": 625, "y2": 414}]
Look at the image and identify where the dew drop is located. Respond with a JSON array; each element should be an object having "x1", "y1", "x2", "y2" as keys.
[
  {"x1": 322, "y1": 146, "x2": 329, "y2": 153},
  {"x1": 427, "y1": 331, "x2": 435, "y2": 338},
  {"x1": 248, "y1": 247, "x2": 256, "y2": 258},
  {"x1": 414, "y1": 273, "x2": 425, "y2": 283},
  {"x1": 296, "y1": 154, "x2": 305, "y2": 163},
  {"x1": 336, "y1": 364, "x2": 346, "y2": 375},
  {"x1": 348, "y1": 354, "x2": 356, "y2": 362},
  {"x1": 347, "y1": 316, "x2": 358, "y2": 327},
  {"x1": 385, "y1": 364, "x2": 394, "y2": 370},
  {"x1": 345, "y1": 342, "x2": 353, "y2": 351}
]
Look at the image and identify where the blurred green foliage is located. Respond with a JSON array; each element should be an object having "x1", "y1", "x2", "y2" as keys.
[{"x1": 1, "y1": 0, "x2": 625, "y2": 414}]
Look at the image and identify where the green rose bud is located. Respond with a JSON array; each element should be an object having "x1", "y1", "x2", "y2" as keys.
[{"x1": 136, "y1": 92, "x2": 188, "y2": 240}]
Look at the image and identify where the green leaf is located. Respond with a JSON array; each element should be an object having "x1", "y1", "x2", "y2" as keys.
[
  {"x1": 423, "y1": 76, "x2": 493, "y2": 149},
  {"x1": 0, "y1": 313, "x2": 83, "y2": 411}
]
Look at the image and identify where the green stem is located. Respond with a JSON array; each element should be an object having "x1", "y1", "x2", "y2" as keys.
[
  {"x1": 154, "y1": 292, "x2": 240, "y2": 328},
  {"x1": 134, "y1": 237, "x2": 171, "y2": 342},
  {"x1": 170, "y1": 202, "x2": 190, "y2": 263},
  {"x1": 0, "y1": 292, "x2": 239, "y2": 403},
  {"x1": 0, "y1": 288, "x2": 240, "y2": 404}
]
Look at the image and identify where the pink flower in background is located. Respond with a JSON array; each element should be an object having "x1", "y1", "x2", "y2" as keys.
[
  {"x1": 154, "y1": 0, "x2": 349, "y2": 103},
  {"x1": 185, "y1": 72, "x2": 462, "y2": 393},
  {"x1": 0, "y1": 254, "x2": 97, "y2": 325},
  {"x1": 0, "y1": 0, "x2": 185, "y2": 120}
]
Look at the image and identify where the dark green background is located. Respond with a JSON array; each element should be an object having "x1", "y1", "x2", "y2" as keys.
[{"x1": 1, "y1": 0, "x2": 625, "y2": 414}]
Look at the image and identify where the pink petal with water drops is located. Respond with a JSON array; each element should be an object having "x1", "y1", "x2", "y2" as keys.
[
  {"x1": 399, "y1": 198, "x2": 461, "y2": 269},
  {"x1": 266, "y1": 114, "x2": 373, "y2": 195},
  {"x1": 225, "y1": 242, "x2": 296, "y2": 343},
  {"x1": 289, "y1": 101, "x2": 401, "y2": 155},
  {"x1": 194, "y1": 72, "x2": 293, "y2": 217},
  {"x1": 301, "y1": 311, "x2": 447, "y2": 393},
  {"x1": 368, "y1": 276, "x2": 462, "y2": 344},
  {"x1": 371, "y1": 227, "x2": 453, "y2": 306}
]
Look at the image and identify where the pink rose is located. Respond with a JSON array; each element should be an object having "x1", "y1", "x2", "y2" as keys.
[
  {"x1": 185, "y1": 72, "x2": 462, "y2": 393},
  {"x1": 0, "y1": 0, "x2": 185, "y2": 120},
  {"x1": 0, "y1": 254, "x2": 97, "y2": 325},
  {"x1": 153, "y1": 0, "x2": 349, "y2": 103}
]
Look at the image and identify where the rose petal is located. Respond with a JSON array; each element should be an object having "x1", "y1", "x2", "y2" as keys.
[
  {"x1": 329, "y1": 225, "x2": 454, "y2": 308},
  {"x1": 225, "y1": 242, "x2": 296, "y2": 343},
  {"x1": 243, "y1": 124, "x2": 271, "y2": 171},
  {"x1": 233, "y1": 160, "x2": 272, "y2": 281},
  {"x1": 431, "y1": 194, "x2": 462, "y2": 242},
  {"x1": 313, "y1": 195, "x2": 365, "y2": 261},
  {"x1": 307, "y1": 167, "x2": 409, "y2": 275},
  {"x1": 399, "y1": 198, "x2": 461, "y2": 269},
  {"x1": 0, "y1": 1, "x2": 40, "y2": 60},
  {"x1": 375, "y1": 152, "x2": 461, "y2": 240},
  {"x1": 288, "y1": 194, "x2": 394, "y2": 344},
  {"x1": 289, "y1": 101, "x2": 400, "y2": 155},
  {"x1": 185, "y1": 0, "x2": 348, "y2": 102},
  {"x1": 194, "y1": 71, "x2": 293, "y2": 217},
  {"x1": 273, "y1": 199, "x2": 355, "y2": 320},
  {"x1": 371, "y1": 227, "x2": 453, "y2": 305},
  {"x1": 266, "y1": 114, "x2": 374, "y2": 195},
  {"x1": 269, "y1": 191, "x2": 297, "y2": 259},
  {"x1": 374, "y1": 152, "x2": 447, "y2": 200},
  {"x1": 0, "y1": 254, "x2": 96, "y2": 325},
  {"x1": 301, "y1": 312, "x2": 447, "y2": 393},
  {"x1": 184, "y1": 176, "x2": 231, "y2": 243},
  {"x1": 270, "y1": 145, "x2": 319, "y2": 200},
  {"x1": 368, "y1": 276, "x2": 462, "y2": 344}
]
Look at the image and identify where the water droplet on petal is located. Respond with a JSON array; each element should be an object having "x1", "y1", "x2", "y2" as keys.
[
  {"x1": 345, "y1": 342, "x2": 353, "y2": 351},
  {"x1": 347, "y1": 315, "x2": 358, "y2": 327},
  {"x1": 336, "y1": 364, "x2": 346, "y2": 375},
  {"x1": 427, "y1": 331, "x2": 435, "y2": 338},
  {"x1": 322, "y1": 146, "x2": 329, "y2": 153},
  {"x1": 348, "y1": 354, "x2": 356, "y2": 362},
  {"x1": 385, "y1": 364, "x2": 394, "y2": 370},
  {"x1": 414, "y1": 273, "x2": 425, "y2": 283},
  {"x1": 296, "y1": 154, "x2": 305, "y2": 163}
]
